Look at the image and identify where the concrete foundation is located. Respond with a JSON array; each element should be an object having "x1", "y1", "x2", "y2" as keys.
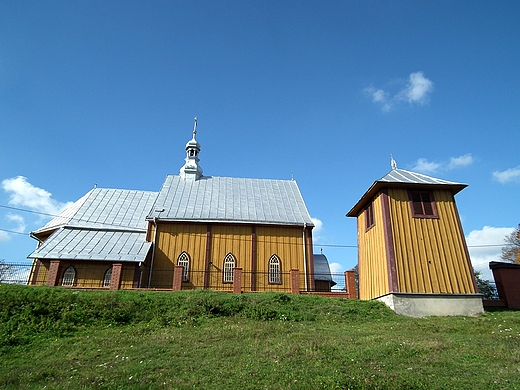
[{"x1": 377, "y1": 293, "x2": 484, "y2": 317}]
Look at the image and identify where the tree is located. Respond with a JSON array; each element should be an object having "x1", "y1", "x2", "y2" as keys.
[
  {"x1": 501, "y1": 224, "x2": 520, "y2": 263},
  {"x1": 473, "y1": 269, "x2": 497, "y2": 300}
]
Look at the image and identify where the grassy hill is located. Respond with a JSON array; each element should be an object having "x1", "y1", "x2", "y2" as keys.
[{"x1": 1, "y1": 284, "x2": 519, "y2": 389}]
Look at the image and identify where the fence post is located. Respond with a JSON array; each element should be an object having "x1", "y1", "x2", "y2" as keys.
[
  {"x1": 46, "y1": 260, "x2": 61, "y2": 286},
  {"x1": 172, "y1": 265, "x2": 184, "y2": 291},
  {"x1": 233, "y1": 267, "x2": 242, "y2": 294},
  {"x1": 290, "y1": 269, "x2": 300, "y2": 294},
  {"x1": 110, "y1": 263, "x2": 123, "y2": 290},
  {"x1": 344, "y1": 270, "x2": 357, "y2": 299}
]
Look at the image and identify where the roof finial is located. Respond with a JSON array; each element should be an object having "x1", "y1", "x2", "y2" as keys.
[
  {"x1": 193, "y1": 117, "x2": 198, "y2": 137},
  {"x1": 390, "y1": 154, "x2": 397, "y2": 170}
]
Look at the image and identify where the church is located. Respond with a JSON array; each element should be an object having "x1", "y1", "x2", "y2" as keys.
[{"x1": 27, "y1": 119, "x2": 334, "y2": 292}]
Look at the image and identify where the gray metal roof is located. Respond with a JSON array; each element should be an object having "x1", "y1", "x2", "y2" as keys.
[
  {"x1": 378, "y1": 168, "x2": 467, "y2": 187},
  {"x1": 313, "y1": 254, "x2": 335, "y2": 282},
  {"x1": 28, "y1": 227, "x2": 151, "y2": 262},
  {"x1": 147, "y1": 175, "x2": 314, "y2": 226},
  {"x1": 346, "y1": 168, "x2": 467, "y2": 217},
  {"x1": 33, "y1": 188, "x2": 158, "y2": 234}
]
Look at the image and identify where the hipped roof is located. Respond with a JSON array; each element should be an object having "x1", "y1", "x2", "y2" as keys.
[{"x1": 346, "y1": 168, "x2": 467, "y2": 217}]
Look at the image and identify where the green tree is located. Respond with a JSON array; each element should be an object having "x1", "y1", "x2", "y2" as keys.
[
  {"x1": 501, "y1": 224, "x2": 520, "y2": 263},
  {"x1": 474, "y1": 269, "x2": 497, "y2": 299}
]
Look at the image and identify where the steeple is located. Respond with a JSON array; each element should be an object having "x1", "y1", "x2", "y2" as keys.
[{"x1": 179, "y1": 117, "x2": 203, "y2": 181}]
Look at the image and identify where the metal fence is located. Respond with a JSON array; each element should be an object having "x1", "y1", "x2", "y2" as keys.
[
  {"x1": 0, "y1": 263, "x2": 32, "y2": 285},
  {"x1": 0, "y1": 263, "x2": 349, "y2": 293}
]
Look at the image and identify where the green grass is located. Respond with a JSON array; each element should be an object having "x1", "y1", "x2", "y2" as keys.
[{"x1": 1, "y1": 284, "x2": 520, "y2": 389}]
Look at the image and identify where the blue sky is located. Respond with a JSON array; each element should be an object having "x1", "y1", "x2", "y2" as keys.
[{"x1": 1, "y1": 1, "x2": 519, "y2": 281}]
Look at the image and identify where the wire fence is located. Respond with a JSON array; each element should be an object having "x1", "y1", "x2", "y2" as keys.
[
  {"x1": 0, "y1": 263, "x2": 32, "y2": 285},
  {"x1": 0, "y1": 262, "x2": 349, "y2": 293}
]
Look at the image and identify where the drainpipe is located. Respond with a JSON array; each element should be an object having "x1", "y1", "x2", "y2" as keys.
[
  {"x1": 148, "y1": 218, "x2": 158, "y2": 288},
  {"x1": 302, "y1": 223, "x2": 308, "y2": 291}
]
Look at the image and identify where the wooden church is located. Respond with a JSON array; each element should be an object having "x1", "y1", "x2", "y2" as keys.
[
  {"x1": 347, "y1": 160, "x2": 483, "y2": 317},
  {"x1": 27, "y1": 119, "x2": 322, "y2": 292}
]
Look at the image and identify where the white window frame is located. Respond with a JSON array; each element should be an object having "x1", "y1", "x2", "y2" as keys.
[
  {"x1": 62, "y1": 266, "x2": 76, "y2": 287},
  {"x1": 223, "y1": 253, "x2": 236, "y2": 283},
  {"x1": 103, "y1": 267, "x2": 112, "y2": 288},
  {"x1": 177, "y1": 252, "x2": 190, "y2": 282},
  {"x1": 268, "y1": 255, "x2": 281, "y2": 284}
]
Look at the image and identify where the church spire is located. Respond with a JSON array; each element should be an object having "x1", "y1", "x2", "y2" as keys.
[{"x1": 179, "y1": 117, "x2": 203, "y2": 181}]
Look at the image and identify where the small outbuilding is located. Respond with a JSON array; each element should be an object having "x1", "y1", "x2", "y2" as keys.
[{"x1": 347, "y1": 161, "x2": 483, "y2": 317}]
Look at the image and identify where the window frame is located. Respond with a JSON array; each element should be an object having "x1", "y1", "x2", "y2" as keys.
[
  {"x1": 408, "y1": 190, "x2": 438, "y2": 219},
  {"x1": 62, "y1": 266, "x2": 76, "y2": 287},
  {"x1": 222, "y1": 253, "x2": 236, "y2": 284},
  {"x1": 364, "y1": 201, "x2": 375, "y2": 231},
  {"x1": 268, "y1": 254, "x2": 282, "y2": 285},
  {"x1": 102, "y1": 267, "x2": 112, "y2": 288},
  {"x1": 177, "y1": 251, "x2": 190, "y2": 282}
]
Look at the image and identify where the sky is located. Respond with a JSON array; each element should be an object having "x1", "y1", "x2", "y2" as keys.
[{"x1": 1, "y1": 1, "x2": 519, "y2": 282}]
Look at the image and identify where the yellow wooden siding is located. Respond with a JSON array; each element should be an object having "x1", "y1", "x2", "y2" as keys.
[
  {"x1": 152, "y1": 223, "x2": 207, "y2": 289},
  {"x1": 388, "y1": 188, "x2": 475, "y2": 294},
  {"x1": 357, "y1": 193, "x2": 389, "y2": 300},
  {"x1": 256, "y1": 226, "x2": 309, "y2": 291},
  {"x1": 29, "y1": 260, "x2": 49, "y2": 285}
]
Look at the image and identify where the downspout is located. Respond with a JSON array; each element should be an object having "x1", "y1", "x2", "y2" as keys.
[
  {"x1": 302, "y1": 223, "x2": 308, "y2": 291},
  {"x1": 148, "y1": 218, "x2": 158, "y2": 288}
]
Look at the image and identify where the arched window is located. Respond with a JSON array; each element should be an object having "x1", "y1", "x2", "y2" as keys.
[
  {"x1": 223, "y1": 253, "x2": 236, "y2": 283},
  {"x1": 62, "y1": 266, "x2": 76, "y2": 287},
  {"x1": 103, "y1": 267, "x2": 112, "y2": 288},
  {"x1": 177, "y1": 251, "x2": 190, "y2": 282},
  {"x1": 268, "y1": 255, "x2": 281, "y2": 284}
]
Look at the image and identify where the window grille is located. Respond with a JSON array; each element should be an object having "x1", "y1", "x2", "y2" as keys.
[
  {"x1": 409, "y1": 190, "x2": 437, "y2": 218},
  {"x1": 223, "y1": 253, "x2": 236, "y2": 283},
  {"x1": 103, "y1": 267, "x2": 112, "y2": 287},
  {"x1": 177, "y1": 252, "x2": 190, "y2": 282},
  {"x1": 268, "y1": 255, "x2": 281, "y2": 284},
  {"x1": 62, "y1": 266, "x2": 76, "y2": 287}
]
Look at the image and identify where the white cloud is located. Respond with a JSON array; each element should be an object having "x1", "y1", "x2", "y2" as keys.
[
  {"x1": 492, "y1": 166, "x2": 520, "y2": 184},
  {"x1": 311, "y1": 217, "x2": 323, "y2": 234},
  {"x1": 329, "y1": 262, "x2": 344, "y2": 275},
  {"x1": 6, "y1": 213, "x2": 26, "y2": 233},
  {"x1": 401, "y1": 71, "x2": 434, "y2": 104},
  {"x1": 411, "y1": 158, "x2": 441, "y2": 174},
  {"x1": 466, "y1": 226, "x2": 515, "y2": 281},
  {"x1": 1, "y1": 176, "x2": 72, "y2": 216},
  {"x1": 448, "y1": 154, "x2": 473, "y2": 169},
  {"x1": 0, "y1": 231, "x2": 10, "y2": 242},
  {"x1": 365, "y1": 71, "x2": 433, "y2": 111},
  {"x1": 411, "y1": 154, "x2": 473, "y2": 174}
]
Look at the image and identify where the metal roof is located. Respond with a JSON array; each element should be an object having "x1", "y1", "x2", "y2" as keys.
[
  {"x1": 28, "y1": 227, "x2": 151, "y2": 262},
  {"x1": 346, "y1": 168, "x2": 467, "y2": 217},
  {"x1": 378, "y1": 168, "x2": 467, "y2": 187},
  {"x1": 147, "y1": 175, "x2": 314, "y2": 226},
  {"x1": 313, "y1": 254, "x2": 335, "y2": 282},
  {"x1": 33, "y1": 188, "x2": 158, "y2": 235}
]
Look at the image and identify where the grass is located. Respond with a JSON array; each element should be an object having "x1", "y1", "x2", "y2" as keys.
[{"x1": 1, "y1": 284, "x2": 520, "y2": 389}]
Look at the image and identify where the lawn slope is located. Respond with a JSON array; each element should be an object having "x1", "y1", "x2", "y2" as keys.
[{"x1": 1, "y1": 284, "x2": 519, "y2": 389}]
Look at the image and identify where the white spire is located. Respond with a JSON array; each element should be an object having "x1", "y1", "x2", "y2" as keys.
[
  {"x1": 390, "y1": 154, "x2": 397, "y2": 170},
  {"x1": 179, "y1": 117, "x2": 203, "y2": 181}
]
